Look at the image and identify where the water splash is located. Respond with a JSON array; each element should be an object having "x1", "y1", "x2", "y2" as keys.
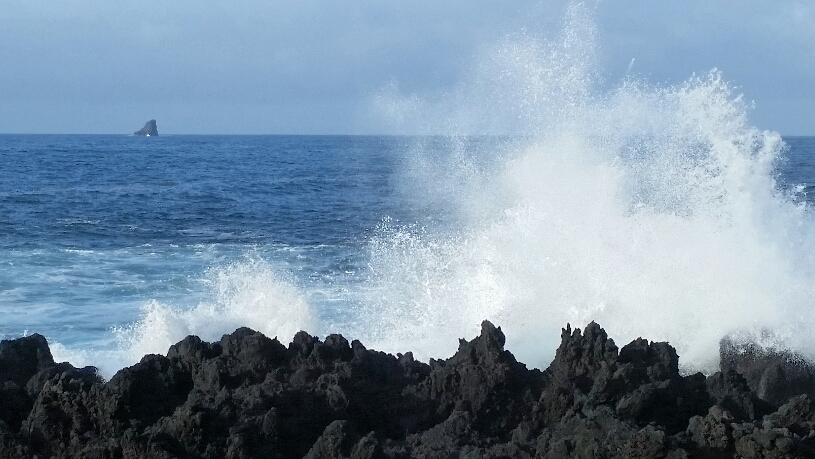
[
  {"x1": 357, "y1": 2, "x2": 815, "y2": 373},
  {"x1": 53, "y1": 2, "x2": 815, "y2": 377},
  {"x1": 52, "y1": 256, "x2": 314, "y2": 377}
]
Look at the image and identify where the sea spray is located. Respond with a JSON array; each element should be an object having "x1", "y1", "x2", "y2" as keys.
[
  {"x1": 52, "y1": 256, "x2": 314, "y2": 377},
  {"x1": 357, "y1": 2, "x2": 815, "y2": 373},
  {"x1": 50, "y1": 2, "x2": 815, "y2": 377}
]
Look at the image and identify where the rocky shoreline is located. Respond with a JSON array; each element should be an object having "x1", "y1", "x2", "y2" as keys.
[{"x1": 1, "y1": 322, "x2": 815, "y2": 458}]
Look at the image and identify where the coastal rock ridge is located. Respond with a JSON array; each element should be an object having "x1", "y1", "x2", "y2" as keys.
[
  {"x1": 133, "y1": 119, "x2": 158, "y2": 136},
  {"x1": 1, "y1": 321, "x2": 815, "y2": 458}
]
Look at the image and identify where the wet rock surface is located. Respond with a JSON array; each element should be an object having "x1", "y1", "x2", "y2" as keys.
[{"x1": 1, "y1": 322, "x2": 815, "y2": 458}]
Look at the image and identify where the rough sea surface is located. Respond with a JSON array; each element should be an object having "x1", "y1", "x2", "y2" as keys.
[
  {"x1": 0, "y1": 136, "x2": 418, "y2": 369},
  {"x1": 0, "y1": 134, "x2": 813, "y2": 377},
  {"x1": 3, "y1": 5, "x2": 815, "y2": 377}
]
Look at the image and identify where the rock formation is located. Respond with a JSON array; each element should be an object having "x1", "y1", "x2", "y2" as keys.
[
  {"x1": 134, "y1": 119, "x2": 158, "y2": 136},
  {"x1": 1, "y1": 322, "x2": 814, "y2": 458}
]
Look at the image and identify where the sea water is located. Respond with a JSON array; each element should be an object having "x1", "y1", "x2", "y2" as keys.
[
  {"x1": 0, "y1": 135, "x2": 420, "y2": 374},
  {"x1": 3, "y1": 4, "x2": 815, "y2": 377}
]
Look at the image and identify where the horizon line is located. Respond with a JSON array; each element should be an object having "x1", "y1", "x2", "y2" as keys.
[{"x1": 1, "y1": 132, "x2": 813, "y2": 137}]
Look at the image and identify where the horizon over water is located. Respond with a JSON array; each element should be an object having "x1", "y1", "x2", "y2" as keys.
[
  {"x1": 3, "y1": 4, "x2": 815, "y2": 378},
  {"x1": 1, "y1": 132, "x2": 814, "y2": 378}
]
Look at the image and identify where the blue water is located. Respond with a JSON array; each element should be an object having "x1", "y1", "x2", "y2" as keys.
[
  {"x1": 6, "y1": 1, "x2": 815, "y2": 376},
  {"x1": 779, "y1": 137, "x2": 815, "y2": 202},
  {"x1": 0, "y1": 136, "x2": 415, "y2": 345},
  {"x1": 1, "y1": 133, "x2": 815, "y2": 375}
]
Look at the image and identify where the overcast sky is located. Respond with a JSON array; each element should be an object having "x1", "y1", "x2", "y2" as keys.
[{"x1": 0, "y1": 1, "x2": 812, "y2": 135}]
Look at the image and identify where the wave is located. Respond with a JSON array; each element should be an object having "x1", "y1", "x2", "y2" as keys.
[
  {"x1": 355, "y1": 2, "x2": 815, "y2": 373},
  {"x1": 55, "y1": 2, "x2": 815, "y2": 377},
  {"x1": 52, "y1": 256, "x2": 314, "y2": 377}
]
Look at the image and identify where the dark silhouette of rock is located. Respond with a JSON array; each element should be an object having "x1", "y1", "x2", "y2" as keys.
[
  {"x1": 2, "y1": 321, "x2": 815, "y2": 458},
  {"x1": 134, "y1": 119, "x2": 158, "y2": 136},
  {"x1": 705, "y1": 369, "x2": 775, "y2": 422},
  {"x1": 0, "y1": 334, "x2": 55, "y2": 387},
  {"x1": 720, "y1": 337, "x2": 815, "y2": 407}
]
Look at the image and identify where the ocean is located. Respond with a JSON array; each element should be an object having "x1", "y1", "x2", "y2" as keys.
[
  {"x1": 1, "y1": 132, "x2": 814, "y2": 377},
  {"x1": 3, "y1": 5, "x2": 815, "y2": 377},
  {"x1": 0, "y1": 135, "x2": 419, "y2": 374}
]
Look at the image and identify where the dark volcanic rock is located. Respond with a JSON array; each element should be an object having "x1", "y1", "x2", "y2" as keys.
[
  {"x1": 720, "y1": 337, "x2": 815, "y2": 407},
  {"x1": 539, "y1": 323, "x2": 709, "y2": 435},
  {"x1": 134, "y1": 119, "x2": 158, "y2": 136},
  {"x1": 2, "y1": 321, "x2": 815, "y2": 458},
  {"x1": 0, "y1": 334, "x2": 57, "y2": 432},
  {"x1": 0, "y1": 334, "x2": 55, "y2": 387},
  {"x1": 705, "y1": 369, "x2": 774, "y2": 422}
]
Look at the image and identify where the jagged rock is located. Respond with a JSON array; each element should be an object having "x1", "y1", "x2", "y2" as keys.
[
  {"x1": 412, "y1": 321, "x2": 543, "y2": 436},
  {"x1": 22, "y1": 368, "x2": 104, "y2": 457},
  {"x1": 0, "y1": 334, "x2": 55, "y2": 387},
  {"x1": 304, "y1": 420, "x2": 385, "y2": 459},
  {"x1": 729, "y1": 394, "x2": 815, "y2": 457},
  {"x1": 0, "y1": 334, "x2": 57, "y2": 433},
  {"x1": 134, "y1": 119, "x2": 158, "y2": 136},
  {"x1": 539, "y1": 322, "x2": 619, "y2": 425},
  {"x1": 106, "y1": 353, "x2": 193, "y2": 425},
  {"x1": 706, "y1": 369, "x2": 774, "y2": 422},
  {"x1": 0, "y1": 381, "x2": 30, "y2": 433},
  {"x1": 25, "y1": 362, "x2": 100, "y2": 399},
  {"x1": 540, "y1": 323, "x2": 709, "y2": 434},
  {"x1": 1, "y1": 321, "x2": 815, "y2": 458},
  {"x1": 687, "y1": 405, "x2": 735, "y2": 451},
  {"x1": 720, "y1": 337, "x2": 815, "y2": 407},
  {"x1": 304, "y1": 420, "x2": 358, "y2": 459}
]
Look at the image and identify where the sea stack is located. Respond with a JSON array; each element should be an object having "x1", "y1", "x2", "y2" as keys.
[{"x1": 133, "y1": 119, "x2": 158, "y2": 136}]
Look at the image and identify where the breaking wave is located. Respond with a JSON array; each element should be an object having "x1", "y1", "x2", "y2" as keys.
[
  {"x1": 54, "y1": 2, "x2": 815, "y2": 377},
  {"x1": 356, "y1": 2, "x2": 815, "y2": 373}
]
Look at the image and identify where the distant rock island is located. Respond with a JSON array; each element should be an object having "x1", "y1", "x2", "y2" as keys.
[{"x1": 133, "y1": 119, "x2": 158, "y2": 136}]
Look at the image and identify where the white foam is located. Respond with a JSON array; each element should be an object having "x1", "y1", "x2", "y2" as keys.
[
  {"x1": 357, "y1": 2, "x2": 815, "y2": 373},
  {"x1": 52, "y1": 256, "x2": 314, "y2": 378},
  {"x1": 52, "y1": 2, "x2": 815, "y2": 377}
]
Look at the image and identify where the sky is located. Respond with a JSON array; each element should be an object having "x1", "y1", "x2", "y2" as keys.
[{"x1": 0, "y1": 1, "x2": 812, "y2": 135}]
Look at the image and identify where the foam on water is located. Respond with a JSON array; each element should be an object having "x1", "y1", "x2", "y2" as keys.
[
  {"x1": 353, "y1": 2, "x2": 815, "y2": 373},
  {"x1": 52, "y1": 2, "x2": 815, "y2": 376},
  {"x1": 52, "y1": 256, "x2": 314, "y2": 377}
]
